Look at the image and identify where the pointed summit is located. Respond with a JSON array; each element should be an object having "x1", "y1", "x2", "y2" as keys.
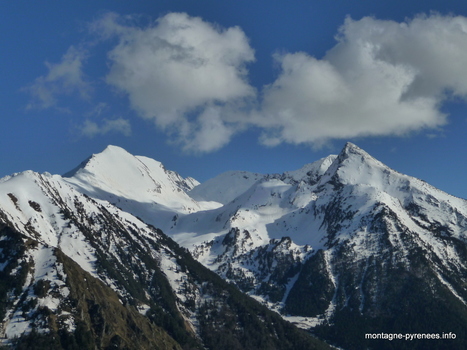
[
  {"x1": 68, "y1": 145, "x2": 145, "y2": 176},
  {"x1": 338, "y1": 142, "x2": 375, "y2": 162},
  {"x1": 63, "y1": 145, "x2": 200, "y2": 219},
  {"x1": 319, "y1": 142, "x2": 391, "y2": 188},
  {"x1": 343, "y1": 141, "x2": 362, "y2": 152},
  {"x1": 63, "y1": 145, "x2": 132, "y2": 178},
  {"x1": 342, "y1": 141, "x2": 360, "y2": 152}
]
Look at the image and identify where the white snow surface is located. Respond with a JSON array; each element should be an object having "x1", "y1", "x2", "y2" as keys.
[
  {"x1": 1, "y1": 244, "x2": 74, "y2": 342},
  {"x1": 2, "y1": 142, "x2": 467, "y2": 334},
  {"x1": 189, "y1": 170, "x2": 264, "y2": 205},
  {"x1": 0, "y1": 171, "x2": 99, "y2": 274},
  {"x1": 64, "y1": 145, "x2": 204, "y2": 221},
  {"x1": 0, "y1": 164, "x2": 199, "y2": 341},
  {"x1": 58, "y1": 143, "x2": 467, "y2": 285},
  {"x1": 283, "y1": 155, "x2": 337, "y2": 183}
]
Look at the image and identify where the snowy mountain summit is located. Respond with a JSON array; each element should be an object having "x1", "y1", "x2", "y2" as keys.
[
  {"x1": 171, "y1": 141, "x2": 467, "y2": 349},
  {"x1": 64, "y1": 145, "x2": 201, "y2": 214},
  {"x1": 1, "y1": 142, "x2": 467, "y2": 349},
  {"x1": 0, "y1": 146, "x2": 330, "y2": 350}
]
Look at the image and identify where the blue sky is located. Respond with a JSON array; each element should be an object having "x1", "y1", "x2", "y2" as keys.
[{"x1": 2, "y1": 1, "x2": 467, "y2": 198}]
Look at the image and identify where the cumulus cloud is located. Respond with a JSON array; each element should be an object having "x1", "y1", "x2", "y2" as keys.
[
  {"x1": 31, "y1": 13, "x2": 467, "y2": 152},
  {"x1": 176, "y1": 105, "x2": 241, "y2": 153},
  {"x1": 93, "y1": 12, "x2": 255, "y2": 152},
  {"x1": 80, "y1": 117, "x2": 132, "y2": 137},
  {"x1": 257, "y1": 14, "x2": 467, "y2": 146},
  {"x1": 25, "y1": 46, "x2": 90, "y2": 110}
]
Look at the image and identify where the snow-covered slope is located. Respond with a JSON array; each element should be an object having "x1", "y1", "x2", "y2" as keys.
[
  {"x1": 63, "y1": 145, "x2": 218, "y2": 231},
  {"x1": 65, "y1": 145, "x2": 199, "y2": 208},
  {"x1": 166, "y1": 154, "x2": 343, "y2": 262},
  {"x1": 3, "y1": 142, "x2": 467, "y2": 349},
  {"x1": 188, "y1": 170, "x2": 264, "y2": 205},
  {"x1": 281, "y1": 154, "x2": 337, "y2": 185},
  {"x1": 0, "y1": 162, "x2": 330, "y2": 349},
  {"x1": 0, "y1": 170, "x2": 185, "y2": 336},
  {"x1": 168, "y1": 142, "x2": 467, "y2": 349},
  {"x1": 0, "y1": 170, "x2": 181, "y2": 346}
]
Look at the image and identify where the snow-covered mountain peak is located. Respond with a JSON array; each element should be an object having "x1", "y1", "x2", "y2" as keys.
[
  {"x1": 63, "y1": 145, "x2": 128, "y2": 177},
  {"x1": 65, "y1": 144, "x2": 160, "y2": 179},
  {"x1": 319, "y1": 142, "x2": 393, "y2": 189},
  {"x1": 3, "y1": 142, "x2": 467, "y2": 349},
  {"x1": 336, "y1": 142, "x2": 381, "y2": 167},
  {"x1": 63, "y1": 145, "x2": 201, "y2": 216},
  {"x1": 342, "y1": 141, "x2": 365, "y2": 154},
  {"x1": 0, "y1": 165, "x2": 332, "y2": 350}
]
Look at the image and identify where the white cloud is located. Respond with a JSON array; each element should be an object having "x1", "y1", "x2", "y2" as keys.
[
  {"x1": 176, "y1": 105, "x2": 240, "y2": 153},
  {"x1": 94, "y1": 12, "x2": 255, "y2": 151},
  {"x1": 25, "y1": 46, "x2": 90, "y2": 110},
  {"x1": 34, "y1": 13, "x2": 467, "y2": 152},
  {"x1": 257, "y1": 14, "x2": 467, "y2": 147},
  {"x1": 80, "y1": 118, "x2": 132, "y2": 137}
]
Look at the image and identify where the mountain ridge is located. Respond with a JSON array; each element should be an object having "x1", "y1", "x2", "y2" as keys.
[
  {"x1": 0, "y1": 151, "x2": 332, "y2": 349},
  {"x1": 1, "y1": 142, "x2": 467, "y2": 349}
]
